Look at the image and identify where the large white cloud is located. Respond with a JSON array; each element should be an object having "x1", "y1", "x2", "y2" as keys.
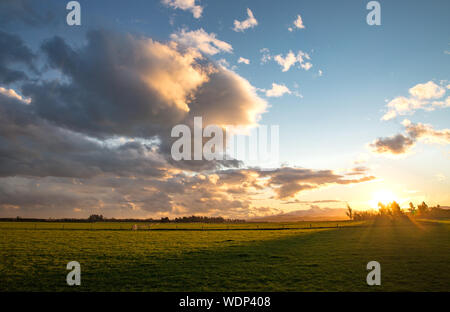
[{"x1": 24, "y1": 30, "x2": 265, "y2": 141}]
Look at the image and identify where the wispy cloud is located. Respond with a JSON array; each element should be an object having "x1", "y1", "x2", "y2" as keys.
[
  {"x1": 260, "y1": 48, "x2": 271, "y2": 64},
  {"x1": 233, "y1": 8, "x2": 258, "y2": 32},
  {"x1": 162, "y1": 0, "x2": 203, "y2": 19},
  {"x1": 237, "y1": 57, "x2": 250, "y2": 64},
  {"x1": 274, "y1": 50, "x2": 312, "y2": 72},
  {"x1": 382, "y1": 81, "x2": 448, "y2": 120},
  {"x1": 265, "y1": 83, "x2": 291, "y2": 97},
  {"x1": 170, "y1": 28, "x2": 232, "y2": 55},
  {"x1": 288, "y1": 14, "x2": 305, "y2": 32}
]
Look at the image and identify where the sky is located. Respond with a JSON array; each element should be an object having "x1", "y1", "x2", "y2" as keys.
[{"x1": 0, "y1": 0, "x2": 449, "y2": 218}]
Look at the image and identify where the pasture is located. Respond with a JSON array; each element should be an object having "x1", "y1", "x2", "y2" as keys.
[{"x1": 0, "y1": 220, "x2": 448, "y2": 291}]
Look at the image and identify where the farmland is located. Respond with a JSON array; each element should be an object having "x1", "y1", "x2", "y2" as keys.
[{"x1": 0, "y1": 219, "x2": 449, "y2": 291}]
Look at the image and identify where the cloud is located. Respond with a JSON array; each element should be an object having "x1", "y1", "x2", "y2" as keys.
[
  {"x1": 288, "y1": 14, "x2": 305, "y2": 32},
  {"x1": 382, "y1": 81, "x2": 448, "y2": 120},
  {"x1": 258, "y1": 167, "x2": 375, "y2": 199},
  {"x1": 233, "y1": 8, "x2": 258, "y2": 32},
  {"x1": 0, "y1": 86, "x2": 31, "y2": 104},
  {"x1": 265, "y1": 83, "x2": 291, "y2": 97},
  {"x1": 29, "y1": 31, "x2": 207, "y2": 138},
  {"x1": 162, "y1": 0, "x2": 203, "y2": 19},
  {"x1": 0, "y1": 29, "x2": 375, "y2": 218},
  {"x1": 24, "y1": 30, "x2": 265, "y2": 141},
  {"x1": 347, "y1": 166, "x2": 370, "y2": 175},
  {"x1": 403, "y1": 119, "x2": 450, "y2": 145},
  {"x1": 260, "y1": 48, "x2": 271, "y2": 64},
  {"x1": 0, "y1": 92, "x2": 168, "y2": 179},
  {"x1": 369, "y1": 134, "x2": 415, "y2": 155},
  {"x1": 431, "y1": 96, "x2": 450, "y2": 108},
  {"x1": 0, "y1": 0, "x2": 56, "y2": 27},
  {"x1": 0, "y1": 30, "x2": 36, "y2": 84},
  {"x1": 217, "y1": 58, "x2": 230, "y2": 68},
  {"x1": 0, "y1": 86, "x2": 375, "y2": 217},
  {"x1": 369, "y1": 119, "x2": 450, "y2": 155},
  {"x1": 170, "y1": 28, "x2": 233, "y2": 55},
  {"x1": 274, "y1": 51, "x2": 297, "y2": 72},
  {"x1": 237, "y1": 57, "x2": 250, "y2": 65},
  {"x1": 274, "y1": 50, "x2": 312, "y2": 72},
  {"x1": 282, "y1": 199, "x2": 344, "y2": 205},
  {"x1": 409, "y1": 81, "x2": 446, "y2": 100}
]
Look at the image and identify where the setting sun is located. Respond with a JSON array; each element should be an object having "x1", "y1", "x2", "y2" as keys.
[{"x1": 369, "y1": 190, "x2": 400, "y2": 208}]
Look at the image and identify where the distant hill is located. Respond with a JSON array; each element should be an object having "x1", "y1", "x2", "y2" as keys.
[{"x1": 249, "y1": 207, "x2": 349, "y2": 222}]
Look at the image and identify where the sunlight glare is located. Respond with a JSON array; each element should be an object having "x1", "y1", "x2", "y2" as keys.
[{"x1": 369, "y1": 190, "x2": 399, "y2": 209}]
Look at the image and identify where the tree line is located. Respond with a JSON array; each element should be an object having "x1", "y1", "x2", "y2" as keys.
[
  {"x1": 346, "y1": 201, "x2": 450, "y2": 221},
  {"x1": 0, "y1": 214, "x2": 245, "y2": 223}
]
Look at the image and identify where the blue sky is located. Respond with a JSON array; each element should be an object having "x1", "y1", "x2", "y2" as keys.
[{"x1": 0, "y1": 0, "x2": 449, "y2": 217}]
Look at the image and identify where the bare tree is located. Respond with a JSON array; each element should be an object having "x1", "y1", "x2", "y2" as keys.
[{"x1": 346, "y1": 204, "x2": 353, "y2": 220}]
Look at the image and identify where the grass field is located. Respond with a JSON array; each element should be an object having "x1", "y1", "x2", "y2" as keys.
[{"x1": 0, "y1": 219, "x2": 449, "y2": 291}]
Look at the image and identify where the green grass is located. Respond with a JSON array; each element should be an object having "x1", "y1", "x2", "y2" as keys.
[
  {"x1": 0, "y1": 220, "x2": 448, "y2": 291},
  {"x1": 0, "y1": 220, "x2": 364, "y2": 230}
]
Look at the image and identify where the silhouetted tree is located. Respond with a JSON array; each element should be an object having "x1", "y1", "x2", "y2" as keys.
[
  {"x1": 409, "y1": 202, "x2": 416, "y2": 215},
  {"x1": 88, "y1": 214, "x2": 104, "y2": 222},
  {"x1": 378, "y1": 202, "x2": 390, "y2": 216},
  {"x1": 389, "y1": 201, "x2": 402, "y2": 216},
  {"x1": 346, "y1": 204, "x2": 353, "y2": 220},
  {"x1": 417, "y1": 201, "x2": 429, "y2": 216}
]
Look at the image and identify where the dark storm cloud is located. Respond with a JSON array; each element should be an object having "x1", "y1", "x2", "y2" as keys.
[
  {"x1": 0, "y1": 0, "x2": 56, "y2": 28},
  {"x1": 28, "y1": 32, "x2": 188, "y2": 139},
  {"x1": 0, "y1": 30, "x2": 36, "y2": 84},
  {"x1": 17, "y1": 30, "x2": 265, "y2": 171},
  {"x1": 0, "y1": 93, "x2": 167, "y2": 179},
  {"x1": 26, "y1": 30, "x2": 265, "y2": 139},
  {"x1": 0, "y1": 29, "x2": 376, "y2": 217}
]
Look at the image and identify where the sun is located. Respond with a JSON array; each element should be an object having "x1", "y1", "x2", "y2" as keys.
[{"x1": 369, "y1": 190, "x2": 399, "y2": 209}]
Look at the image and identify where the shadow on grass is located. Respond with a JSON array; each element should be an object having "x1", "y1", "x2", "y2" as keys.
[{"x1": 1, "y1": 221, "x2": 449, "y2": 292}]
